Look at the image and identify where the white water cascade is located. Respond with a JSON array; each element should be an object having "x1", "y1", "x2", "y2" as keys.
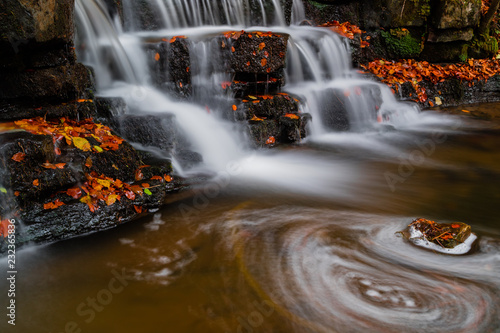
[{"x1": 74, "y1": 0, "x2": 427, "y2": 195}]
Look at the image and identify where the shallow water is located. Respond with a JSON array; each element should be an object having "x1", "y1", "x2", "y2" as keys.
[{"x1": 2, "y1": 110, "x2": 500, "y2": 333}]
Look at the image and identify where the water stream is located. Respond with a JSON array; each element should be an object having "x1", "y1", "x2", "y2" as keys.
[{"x1": 1, "y1": 0, "x2": 499, "y2": 332}]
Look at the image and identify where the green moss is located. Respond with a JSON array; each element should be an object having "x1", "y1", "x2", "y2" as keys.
[
  {"x1": 307, "y1": 0, "x2": 329, "y2": 10},
  {"x1": 410, "y1": 0, "x2": 431, "y2": 18},
  {"x1": 381, "y1": 28, "x2": 423, "y2": 58}
]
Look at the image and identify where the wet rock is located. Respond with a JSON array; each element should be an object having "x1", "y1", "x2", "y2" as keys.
[
  {"x1": 94, "y1": 96, "x2": 128, "y2": 127},
  {"x1": 318, "y1": 85, "x2": 382, "y2": 131},
  {"x1": 0, "y1": 63, "x2": 94, "y2": 104},
  {"x1": 230, "y1": 72, "x2": 285, "y2": 98},
  {"x1": 144, "y1": 37, "x2": 191, "y2": 98},
  {"x1": 233, "y1": 93, "x2": 310, "y2": 147},
  {"x1": 398, "y1": 218, "x2": 478, "y2": 255},
  {"x1": 222, "y1": 31, "x2": 289, "y2": 75},
  {"x1": 0, "y1": 100, "x2": 96, "y2": 122}
]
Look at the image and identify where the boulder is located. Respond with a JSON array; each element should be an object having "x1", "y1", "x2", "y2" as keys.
[
  {"x1": 431, "y1": 0, "x2": 481, "y2": 30},
  {"x1": 398, "y1": 218, "x2": 477, "y2": 255},
  {"x1": 222, "y1": 31, "x2": 289, "y2": 75}
]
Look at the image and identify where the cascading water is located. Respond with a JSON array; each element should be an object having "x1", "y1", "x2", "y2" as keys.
[{"x1": 75, "y1": 0, "x2": 423, "y2": 179}]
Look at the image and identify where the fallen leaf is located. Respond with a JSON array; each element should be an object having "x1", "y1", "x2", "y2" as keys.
[
  {"x1": 67, "y1": 187, "x2": 82, "y2": 199},
  {"x1": 11, "y1": 152, "x2": 26, "y2": 162},
  {"x1": 284, "y1": 113, "x2": 300, "y2": 120},
  {"x1": 33, "y1": 179, "x2": 39, "y2": 187},
  {"x1": 144, "y1": 188, "x2": 152, "y2": 196},
  {"x1": 134, "y1": 205, "x2": 143, "y2": 214},
  {"x1": 164, "y1": 174, "x2": 173, "y2": 182},
  {"x1": 232, "y1": 104, "x2": 237, "y2": 111},
  {"x1": 155, "y1": 52, "x2": 160, "y2": 61},
  {"x1": 261, "y1": 58, "x2": 267, "y2": 67},
  {"x1": 151, "y1": 175, "x2": 163, "y2": 181},
  {"x1": 73, "y1": 137, "x2": 91, "y2": 151},
  {"x1": 266, "y1": 136, "x2": 275, "y2": 145},
  {"x1": 105, "y1": 194, "x2": 118, "y2": 206}
]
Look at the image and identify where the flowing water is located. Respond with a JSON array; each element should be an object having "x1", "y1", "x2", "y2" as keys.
[{"x1": 2, "y1": 0, "x2": 500, "y2": 332}]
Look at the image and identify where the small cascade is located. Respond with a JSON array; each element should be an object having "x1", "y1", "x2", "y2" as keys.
[{"x1": 74, "y1": 0, "x2": 421, "y2": 175}]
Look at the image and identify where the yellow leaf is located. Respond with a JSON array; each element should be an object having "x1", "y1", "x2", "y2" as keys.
[
  {"x1": 97, "y1": 179, "x2": 111, "y2": 188},
  {"x1": 248, "y1": 95, "x2": 257, "y2": 100},
  {"x1": 105, "y1": 194, "x2": 118, "y2": 206},
  {"x1": 435, "y1": 96, "x2": 442, "y2": 106},
  {"x1": 94, "y1": 145, "x2": 104, "y2": 153},
  {"x1": 72, "y1": 137, "x2": 91, "y2": 151}
]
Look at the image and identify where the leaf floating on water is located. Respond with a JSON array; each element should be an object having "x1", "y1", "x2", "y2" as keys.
[{"x1": 11, "y1": 152, "x2": 26, "y2": 162}]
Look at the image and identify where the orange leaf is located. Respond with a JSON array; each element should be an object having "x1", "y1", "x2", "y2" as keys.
[
  {"x1": 265, "y1": 136, "x2": 275, "y2": 145},
  {"x1": 261, "y1": 58, "x2": 267, "y2": 67},
  {"x1": 11, "y1": 152, "x2": 26, "y2": 162},
  {"x1": 33, "y1": 179, "x2": 39, "y2": 187},
  {"x1": 141, "y1": 183, "x2": 150, "y2": 188},
  {"x1": 250, "y1": 115, "x2": 264, "y2": 121},
  {"x1": 451, "y1": 224, "x2": 461, "y2": 228},
  {"x1": 14, "y1": 191, "x2": 20, "y2": 197},
  {"x1": 134, "y1": 205, "x2": 143, "y2": 214},
  {"x1": 125, "y1": 190, "x2": 136, "y2": 200},
  {"x1": 151, "y1": 175, "x2": 163, "y2": 181},
  {"x1": 135, "y1": 169, "x2": 144, "y2": 181},
  {"x1": 105, "y1": 194, "x2": 118, "y2": 206},
  {"x1": 155, "y1": 52, "x2": 160, "y2": 61},
  {"x1": 55, "y1": 163, "x2": 66, "y2": 169},
  {"x1": 284, "y1": 113, "x2": 299, "y2": 120},
  {"x1": 231, "y1": 46, "x2": 235, "y2": 52},
  {"x1": 164, "y1": 174, "x2": 172, "y2": 182},
  {"x1": 0, "y1": 219, "x2": 13, "y2": 238},
  {"x1": 232, "y1": 104, "x2": 237, "y2": 111},
  {"x1": 258, "y1": 42, "x2": 265, "y2": 51}
]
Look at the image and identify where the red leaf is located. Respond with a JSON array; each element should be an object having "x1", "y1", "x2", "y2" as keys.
[
  {"x1": 134, "y1": 205, "x2": 143, "y2": 214},
  {"x1": 125, "y1": 190, "x2": 136, "y2": 200},
  {"x1": 11, "y1": 152, "x2": 26, "y2": 162},
  {"x1": 265, "y1": 136, "x2": 275, "y2": 145},
  {"x1": 66, "y1": 187, "x2": 82, "y2": 199}
]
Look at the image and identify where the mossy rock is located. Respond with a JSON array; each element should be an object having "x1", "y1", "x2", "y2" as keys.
[{"x1": 381, "y1": 28, "x2": 423, "y2": 59}]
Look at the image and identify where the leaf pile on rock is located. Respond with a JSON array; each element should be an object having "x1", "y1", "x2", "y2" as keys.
[
  {"x1": 398, "y1": 218, "x2": 477, "y2": 254},
  {"x1": 12, "y1": 117, "x2": 124, "y2": 152},
  {"x1": 319, "y1": 21, "x2": 370, "y2": 48},
  {"x1": 361, "y1": 59, "x2": 500, "y2": 104}
]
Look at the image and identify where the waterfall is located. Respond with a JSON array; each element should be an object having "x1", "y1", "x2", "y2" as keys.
[{"x1": 74, "y1": 0, "x2": 420, "y2": 175}]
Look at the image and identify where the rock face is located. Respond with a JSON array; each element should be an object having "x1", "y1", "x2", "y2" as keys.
[{"x1": 303, "y1": 0, "x2": 488, "y2": 62}]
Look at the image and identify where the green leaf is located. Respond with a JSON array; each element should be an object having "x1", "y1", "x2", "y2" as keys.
[
  {"x1": 144, "y1": 188, "x2": 152, "y2": 196},
  {"x1": 0, "y1": 187, "x2": 7, "y2": 193},
  {"x1": 94, "y1": 145, "x2": 104, "y2": 153}
]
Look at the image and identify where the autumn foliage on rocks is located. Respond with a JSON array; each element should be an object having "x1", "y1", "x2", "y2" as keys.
[
  {"x1": 11, "y1": 117, "x2": 124, "y2": 153},
  {"x1": 361, "y1": 58, "x2": 500, "y2": 104},
  {"x1": 319, "y1": 21, "x2": 370, "y2": 48}
]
